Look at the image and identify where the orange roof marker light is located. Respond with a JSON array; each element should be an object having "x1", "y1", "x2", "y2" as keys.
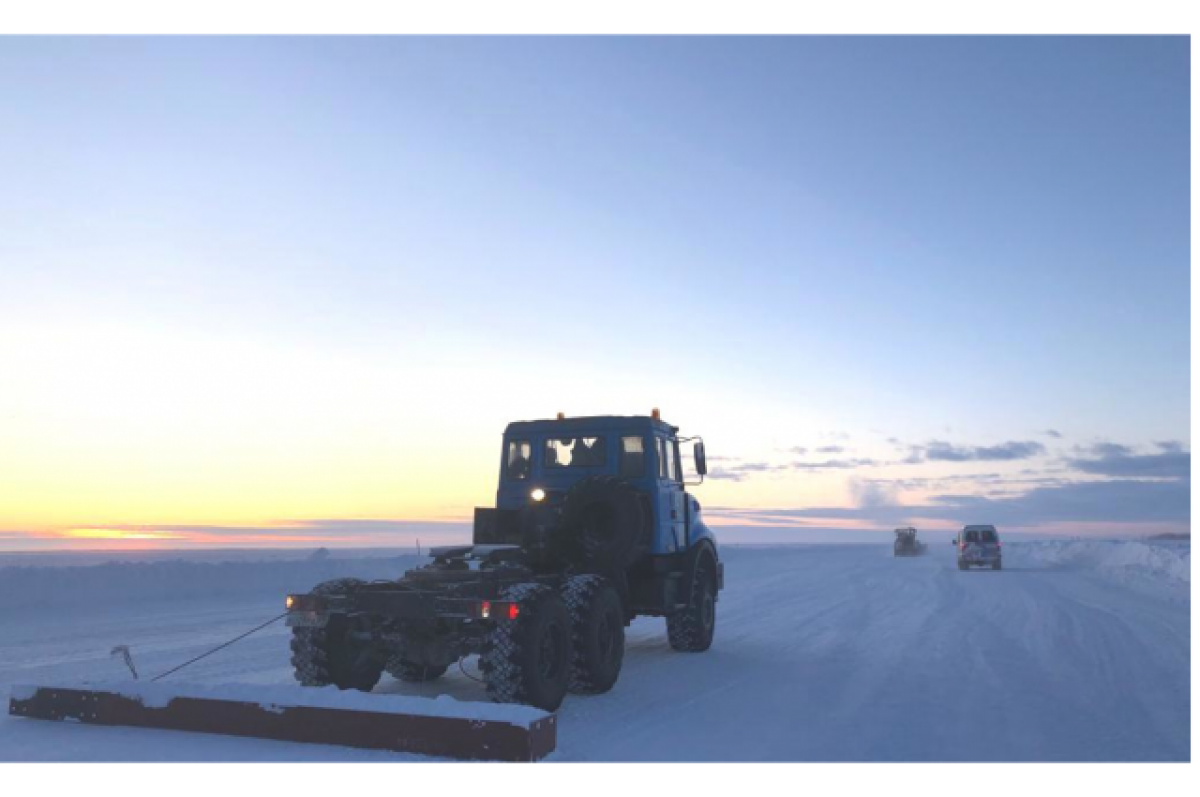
[
  {"x1": 651, "y1": 407, "x2": 661, "y2": 421},
  {"x1": 556, "y1": 412, "x2": 565, "y2": 420}
]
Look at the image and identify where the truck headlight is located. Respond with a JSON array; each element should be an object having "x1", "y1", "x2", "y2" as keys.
[{"x1": 530, "y1": 488, "x2": 546, "y2": 502}]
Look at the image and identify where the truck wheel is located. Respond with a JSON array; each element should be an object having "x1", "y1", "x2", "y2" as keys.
[
  {"x1": 667, "y1": 558, "x2": 716, "y2": 652},
  {"x1": 480, "y1": 583, "x2": 572, "y2": 711},
  {"x1": 993, "y1": 561, "x2": 1002, "y2": 571},
  {"x1": 563, "y1": 575, "x2": 625, "y2": 694},
  {"x1": 957, "y1": 560, "x2": 967, "y2": 571},
  {"x1": 290, "y1": 578, "x2": 384, "y2": 692},
  {"x1": 386, "y1": 657, "x2": 448, "y2": 682}
]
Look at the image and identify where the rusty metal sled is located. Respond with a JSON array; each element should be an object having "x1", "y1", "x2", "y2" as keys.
[{"x1": 9, "y1": 682, "x2": 557, "y2": 762}]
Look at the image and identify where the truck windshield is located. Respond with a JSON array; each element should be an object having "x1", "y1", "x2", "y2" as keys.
[
  {"x1": 965, "y1": 529, "x2": 998, "y2": 543},
  {"x1": 545, "y1": 436, "x2": 606, "y2": 468}
]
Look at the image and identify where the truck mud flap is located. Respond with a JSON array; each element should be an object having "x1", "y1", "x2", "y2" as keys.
[{"x1": 9, "y1": 684, "x2": 557, "y2": 762}]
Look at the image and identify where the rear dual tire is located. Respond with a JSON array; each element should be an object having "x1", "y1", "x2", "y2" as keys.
[
  {"x1": 563, "y1": 575, "x2": 625, "y2": 694},
  {"x1": 290, "y1": 579, "x2": 385, "y2": 692},
  {"x1": 480, "y1": 583, "x2": 572, "y2": 711}
]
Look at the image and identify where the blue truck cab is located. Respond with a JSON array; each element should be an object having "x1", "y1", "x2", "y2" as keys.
[{"x1": 474, "y1": 411, "x2": 723, "y2": 620}]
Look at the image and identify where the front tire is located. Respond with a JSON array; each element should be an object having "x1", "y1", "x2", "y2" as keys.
[
  {"x1": 480, "y1": 583, "x2": 572, "y2": 711},
  {"x1": 993, "y1": 560, "x2": 1002, "y2": 571},
  {"x1": 563, "y1": 575, "x2": 625, "y2": 694},
  {"x1": 290, "y1": 579, "x2": 385, "y2": 692},
  {"x1": 668, "y1": 558, "x2": 717, "y2": 652}
]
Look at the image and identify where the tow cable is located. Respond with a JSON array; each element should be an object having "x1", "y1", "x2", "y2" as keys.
[
  {"x1": 457, "y1": 655, "x2": 484, "y2": 683},
  {"x1": 111, "y1": 612, "x2": 288, "y2": 682}
]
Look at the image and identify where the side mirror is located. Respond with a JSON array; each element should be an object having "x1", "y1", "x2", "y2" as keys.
[
  {"x1": 693, "y1": 441, "x2": 708, "y2": 476},
  {"x1": 951, "y1": 538, "x2": 958, "y2": 546}
]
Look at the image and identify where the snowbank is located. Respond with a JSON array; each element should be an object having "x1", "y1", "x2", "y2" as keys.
[
  {"x1": 1007, "y1": 539, "x2": 1190, "y2": 586},
  {"x1": 0, "y1": 554, "x2": 427, "y2": 610}
]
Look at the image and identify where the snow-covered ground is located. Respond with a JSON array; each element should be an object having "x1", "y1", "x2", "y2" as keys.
[{"x1": 0, "y1": 542, "x2": 1188, "y2": 761}]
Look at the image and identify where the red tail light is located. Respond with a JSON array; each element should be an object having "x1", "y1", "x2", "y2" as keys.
[{"x1": 480, "y1": 601, "x2": 520, "y2": 620}]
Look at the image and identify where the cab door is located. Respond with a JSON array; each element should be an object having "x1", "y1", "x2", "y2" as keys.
[{"x1": 656, "y1": 437, "x2": 688, "y2": 553}]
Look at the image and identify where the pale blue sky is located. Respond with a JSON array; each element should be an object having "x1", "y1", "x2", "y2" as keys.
[{"x1": 0, "y1": 37, "x2": 1189, "y2": 544}]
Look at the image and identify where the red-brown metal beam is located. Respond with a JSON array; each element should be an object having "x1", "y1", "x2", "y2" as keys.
[{"x1": 9, "y1": 685, "x2": 556, "y2": 762}]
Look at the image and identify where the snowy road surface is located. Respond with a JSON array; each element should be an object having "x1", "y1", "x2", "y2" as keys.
[{"x1": 0, "y1": 543, "x2": 1188, "y2": 761}]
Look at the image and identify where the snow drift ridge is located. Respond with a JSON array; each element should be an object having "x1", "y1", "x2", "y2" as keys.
[{"x1": 1008, "y1": 539, "x2": 1189, "y2": 584}]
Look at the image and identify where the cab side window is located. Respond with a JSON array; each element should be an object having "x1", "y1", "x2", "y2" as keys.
[
  {"x1": 657, "y1": 437, "x2": 678, "y2": 482},
  {"x1": 620, "y1": 435, "x2": 645, "y2": 479}
]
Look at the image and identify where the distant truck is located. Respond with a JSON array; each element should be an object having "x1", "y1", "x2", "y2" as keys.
[
  {"x1": 893, "y1": 527, "x2": 925, "y2": 557},
  {"x1": 953, "y1": 524, "x2": 1002, "y2": 570}
]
